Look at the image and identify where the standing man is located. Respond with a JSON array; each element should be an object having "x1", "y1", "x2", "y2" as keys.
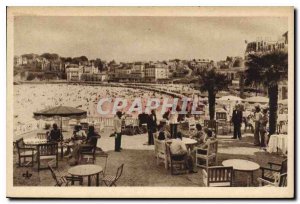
[
  {"x1": 114, "y1": 111, "x2": 123, "y2": 152},
  {"x1": 169, "y1": 110, "x2": 179, "y2": 139},
  {"x1": 253, "y1": 106, "x2": 263, "y2": 146},
  {"x1": 147, "y1": 110, "x2": 157, "y2": 145},
  {"x1": 231, "y1": 104, "x2": 243, "y2": 140}
]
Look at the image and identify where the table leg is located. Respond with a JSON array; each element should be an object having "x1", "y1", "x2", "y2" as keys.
[
  {"x1": 251, "y1": 171, "x2": 254, "y2": 186},
  {"x1": 88, "y1": 175, "x2": 91, "y2": 186},
  {"x1": 71, "y1": 176, "x2": 75, "y2": 185},
  {"x1": 246, "y1": 172, "x2": 252, "y2": 187},
  {"x1": 96, "y1": 173, "x2": 99, "y2": 186},
  {"x1": 232, "y1": 170, "x2": 235, "y2": 186},
  {"x1": 61, "y1": 145, "x2": 64, "y2": 158}
]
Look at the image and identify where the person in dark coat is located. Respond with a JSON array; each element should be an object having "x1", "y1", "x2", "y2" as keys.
[
  {"x1": 48, "y1": 123, "x2": 62, "y2": 142},
  {"x1": 231, "y1": 104, "x2": 243, "y2": 140},
  {"x1": 147, "y1": 110, "x2": 157, "y2": 145}
]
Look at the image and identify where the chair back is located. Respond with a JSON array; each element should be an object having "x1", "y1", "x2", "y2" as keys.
[
  {"x1": 165, "y1": 142, "x2": 172, "y2": 163},
  {"x1": 280, "y1": 159, "x2": 287, "y2": 174},
  {"x1": 207, "y1": 140, "x2": 218, "y2": 156},
  {"x1": 37, "y1": 143, "x2": 58, "y2": 156},
  {"x1": 279, "y1": 173, "x2": 287, "y2": 187},
  {"x1": 216, "y1": 112, "x2": 227, "y2": 121},
  {"x1": 97, "y1": 152, "x2": 109, "y2": 175},
  {"x1": 15, "y1": 138, "x2": 25, "y2": 152},
  {"x1": 154, "y1": 139, "x2": 166, "y2": 157},
  {"x1": 37, "y1": 133, "x2": 47, "y2": 140},
  {"x1": 48, "y1": 160, "x2": 66, "y2": 186},
  {"x1": 204, "y1": 120, "x2": 218, "y2": 135},
  {"x1": 207, "y1": 166, "x2": 233, "y2": 187},
  {"x1": 115, "y1": 164, "x2": 124, "y2": 181}
]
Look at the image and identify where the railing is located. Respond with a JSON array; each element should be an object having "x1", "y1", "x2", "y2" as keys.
[
  {"x1": 87, "y1": 117, "x2": 139, "y2": 127},
  {"x1": 14, "y1": 120, "x2": 47, "y2": 136},
  {"x1": 14, "y1": 116, "x2": 140, "y2": 136}
]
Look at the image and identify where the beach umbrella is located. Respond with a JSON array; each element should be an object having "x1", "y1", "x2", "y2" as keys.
[
  {"x1": 243, "y1": 96, "x2": 269, "y2": 103},
  {"x1": 33, "y1": 106, "x2": 87, "y2": 138},
  {"x1": 217, "y1": 95, "x2": 242, "y2": 102}
]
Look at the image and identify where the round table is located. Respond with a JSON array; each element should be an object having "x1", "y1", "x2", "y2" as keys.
[
  {"x1": 68, "y1": 164, "x2": 103, "y2": 186},
  {"x1": 23, "y1": 138, "x2": 48, "y2": 145},
  {"x1": 166, "y1": 138, "x2": 197, "y2": 154},
  {"x1": 267, "y1": 134, "x2": 288, "y2": 155},
  {"x1": 222, "y1": 159, "x2": 260, "y2": 186},
  {"x1": 182, "y1": 137, "x2": 198, "y2": 145}
]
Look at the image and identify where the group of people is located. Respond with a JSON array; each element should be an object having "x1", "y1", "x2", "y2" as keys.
[
  {"x1": 231, "y1": 103, "x2": 269, "y2": 149},
  {"x1": 253, "y1": 106, "x2": 269, "y2": 148},
  {"x1": 46, "y1": 123, "x2": 100, "y2": 166},
  {"x1": 156, "y1": 119, "x2": 216, "y2": 174}
]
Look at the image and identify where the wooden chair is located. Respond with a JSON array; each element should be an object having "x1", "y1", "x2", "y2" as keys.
[
  {"x1": 202, "y1": 166, "x2": 233, "y2": 187},
  {"x1": 216, "y1": 112, "x2": 227, "y2": 121},
  {"x1": 37, "y1": 133, "x2": 47, "y2": 140},
  {"x1": 260, "y1": 159, "x2": 287, "y2": 183},
  {"x1": 37, "y1": 143, "x2": 58, "y2": 171},
  {"x1": 96, "y1": 151, "x2": 109, "y2": 176},
  {"x1": 15, "y1": 138, "x2": 36, "y2": 167},
  {"x1": 165, "y1": 142, "x2": 188, "y2": 175},
  {"x1": 216, "y1": 112, "x2": 229, "y2": 135},
  {"x1": 154, "y1": 138, "x2": 168, "y2": 169},
  {"x1": 48, "y1": 160, "x2": 83, "y2": 186},
  {"x1": 258, "y1": 173, "x2": 287, "y2": 187},
  {"x1": 80, "y1": 136, "x2": 100, "y2": 164},
  {"x1": 102, "y1": 164, "x2": 124, "y2": 187},
  {"x1": 195, "y1": 140, "x2": 218, "y2": 169},
  {"x1": 204, "y1": 120, "x2": 218, "y2": 137}
]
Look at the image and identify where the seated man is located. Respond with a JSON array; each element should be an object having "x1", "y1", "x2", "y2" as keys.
[
  {"x1": 48, "y1": 123, "x2": 62, "y2": 142},
  {"x1": 170, "y1": 132, "x2": 197, "y2": 173},
  {"x1": 190, "y1": 124, "x2": 206, "y2": 145},
  {"x1": 73, "y1": 125, "x2": 87, "y2": 141},
  {"x1": 69, "y1": 126, "x2": 99, "y2": 165},
  {"x1": 196, "y1": 129, "x2": 216, "y2": 155},
  {"x1": 157, "y1": 123, "x2": 171, "y2": 140},
  {"x1": 65, "y1": 125, "x2": 88, "y2": 156}
]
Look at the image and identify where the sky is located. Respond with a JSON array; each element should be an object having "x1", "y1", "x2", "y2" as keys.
[{"x1": 14, "y1": 16, "x2": 288, "y2": 62}]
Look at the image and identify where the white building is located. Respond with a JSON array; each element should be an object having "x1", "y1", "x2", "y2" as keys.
[
  {"x1": 66, "y1": 64, "x2": 83, "y2": 81},
  {"x1": 83, "y1": 64, "x2": 98, "y2": 74},
  {"x1": 145, "y1": 63, "x2": 169, "y2": 82}
]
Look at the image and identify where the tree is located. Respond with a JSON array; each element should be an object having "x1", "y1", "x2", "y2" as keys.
[
  {"x1": 41, "y1": 53, "x2": 59, "y2": 61},
  {"x1": 79, "y1": 56, "x2": 88, "y2": 62},
  {"x1": 198, "y1": 68, "x2": 230, "y2": 120},
  {"x1": 108, "y1": 60, "x2": 116, "y2": 66},
  {"x1": 244, "y1": 55, "x2": 264, "y2": 96},
  {"x1": 245, "y1": 50, "x2": 288, "y2": 135},
  {"x1": 94, "y1": 58, "x2": 104, "y2": 72}
]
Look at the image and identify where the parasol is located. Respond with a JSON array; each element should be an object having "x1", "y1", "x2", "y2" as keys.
[
  {"x1": 33, "y1": 106, "x2": 87, "y2": 137},
  {"x1": 217, "y1": 95, "x2": 242, "y2": 102},
  {"x1": 243, "y1": 96, "x2": 268, "y2": 103}
]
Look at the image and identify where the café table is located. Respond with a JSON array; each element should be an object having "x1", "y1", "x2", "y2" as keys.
[
  {"x1": 166, "y1": 138, "x2": 197, "y2": 154},
  {"x1": 23, "y1": 137, "x2": 48, "y2": 145},
  {"x1": 222, "y1": 159, "x2": 260, "y2": 187},
  {"x1": 68, "y1": 164, "x2": 103, "y2": 186},
  {"x1": 182, "y1": 137, "x2": 198, "y2": 153},
  {"x1": 267, "y1": 134, "x2": 288, "y2": 155}
]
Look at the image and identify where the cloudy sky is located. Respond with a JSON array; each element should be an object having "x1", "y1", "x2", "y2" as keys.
[{"x1": 14, "y1": 16, "x2": 288, "y2": 62}]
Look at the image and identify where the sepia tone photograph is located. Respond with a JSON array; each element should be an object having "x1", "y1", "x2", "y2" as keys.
[{"x1": 6, "y1": 7, "x2": 294, "y2": 198}]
